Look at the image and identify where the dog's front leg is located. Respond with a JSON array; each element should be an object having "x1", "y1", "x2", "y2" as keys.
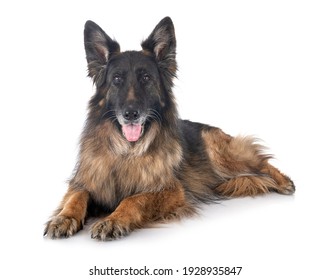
[
  {"x1": 44, "y1": 189, "x2": 90, "y2": 238},
  {"x1": 91, "y1": 184, "x2": 193, "y2": 241}
]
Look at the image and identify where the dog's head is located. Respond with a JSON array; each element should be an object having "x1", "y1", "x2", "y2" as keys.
[{"x1": 84, "y1": 17, "x2": 177, "y2": 143}]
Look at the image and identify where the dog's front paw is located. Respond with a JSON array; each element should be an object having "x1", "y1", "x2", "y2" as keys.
[
  {"x1": 44, "y1": 215, "x2": 81, "y2": 239},
  {"x1": 91, "y1": 219, "x2": 131, "y2": 241}
]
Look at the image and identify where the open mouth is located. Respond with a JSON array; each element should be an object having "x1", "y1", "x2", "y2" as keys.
[{"x1": 121, "y1": 123, "x2": 144, "y2": 142}]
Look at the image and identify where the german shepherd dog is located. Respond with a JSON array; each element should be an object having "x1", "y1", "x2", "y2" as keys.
[{"x1": 44, "y1": 17, "x2": 295, "y2": 241}]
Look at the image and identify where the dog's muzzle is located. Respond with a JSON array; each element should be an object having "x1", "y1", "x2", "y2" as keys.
[{"x1": 117, "y1": 107, "x2": 145, "y2": 142}]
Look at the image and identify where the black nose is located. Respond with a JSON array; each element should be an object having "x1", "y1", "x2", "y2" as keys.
[{"x1": 123, "y1": 108, "x2": 140, "y2": 121}]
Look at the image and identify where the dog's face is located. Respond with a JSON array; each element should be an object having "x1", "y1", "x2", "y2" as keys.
[
  {"x1": 84, "y1": 17, "x2": 177, "y2": 143},
  {"x1": 102, "y1": 52, "x2": 163, "y2": 142}
]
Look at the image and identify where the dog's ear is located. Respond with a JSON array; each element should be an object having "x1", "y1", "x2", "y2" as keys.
[
  {"x1": 84, "y1": 20, "x2": 120, "y2": 85},
  {"x1": 141, "y1": 17, "x2": 177, "y2": 86}
]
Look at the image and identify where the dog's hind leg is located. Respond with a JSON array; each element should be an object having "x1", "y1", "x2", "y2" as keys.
[
  {"x1": 201, "y1": 127, "x2": 295, "y2": 198},
  {"x1": 215, "y1": 172, "x2": 294, "y2": 198},
  {"x1": 259, "y1": 163, "x2": 295, "y2": 195}
]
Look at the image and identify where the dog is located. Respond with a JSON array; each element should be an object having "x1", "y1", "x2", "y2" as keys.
[{"x1": 44, "y1": 17, "x2": 295, "y2": 241}]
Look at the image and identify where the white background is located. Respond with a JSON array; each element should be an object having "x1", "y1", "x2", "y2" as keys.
[{"x1": 1, "y1": 0, "x2": 330, "y2": 279}]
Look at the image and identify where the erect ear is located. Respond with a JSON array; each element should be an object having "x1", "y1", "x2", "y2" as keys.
[
  {"x1": 141, "y1": 17, "x2": 177, "y2": 85},
  {"x1": 84, "y1": 20, "x2": 120, "y2": 85}
]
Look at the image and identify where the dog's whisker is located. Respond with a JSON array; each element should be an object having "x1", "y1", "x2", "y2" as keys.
[
  {"x1": 147, "y1": 109, "x2": 162, "y2": 124},
  {"x1": 101, "y1": 109, "x2": 117, "y2": 120}
]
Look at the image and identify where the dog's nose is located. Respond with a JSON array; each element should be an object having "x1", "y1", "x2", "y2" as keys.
[{"x1": 123, "y1": 108, "x2": 140, "y2": 121}]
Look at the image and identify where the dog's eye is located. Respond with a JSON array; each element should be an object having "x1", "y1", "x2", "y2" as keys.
[
  {"x1": 141, "y1": 74, "x2": 151, "y2": 83},
  {"x1": 113, "y1": 74, "x2": 123, "y2": 86}
]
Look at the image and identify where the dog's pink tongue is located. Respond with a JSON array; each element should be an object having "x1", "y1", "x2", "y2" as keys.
[{"x1": 122, "y1": 124, "x2": 142, "y2": 142}]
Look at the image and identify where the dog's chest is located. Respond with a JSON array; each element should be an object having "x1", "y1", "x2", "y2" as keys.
[
  {"x1": 110, "y1": 154, "x2": 174, "y2": 191},
  {"x1": 85, "y1": 151, "x2": 177, "y2": 207}
]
